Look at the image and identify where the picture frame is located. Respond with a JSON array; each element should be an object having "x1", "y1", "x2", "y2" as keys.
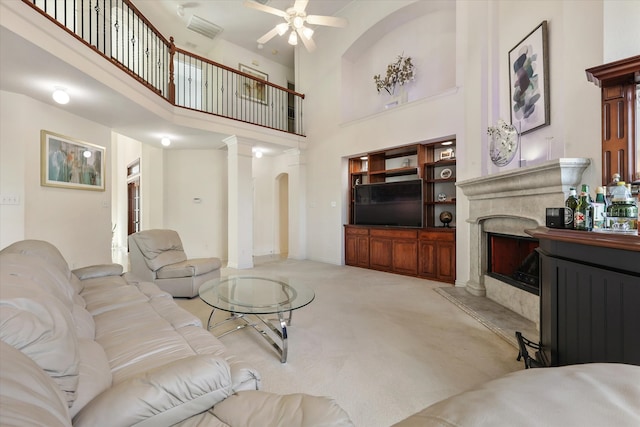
[
  {"x1": 439, "y1": 148, "x2": 455, "y2": 161},
  {"x1": 238, "y1": 63, "x2": 268, "y2": 105},
  {"x1": 41, "y1": 130, "x2": 105, "y2": 191},
  {"x1": 509, "y1": 20, "x2": 550, "y2": 135}
]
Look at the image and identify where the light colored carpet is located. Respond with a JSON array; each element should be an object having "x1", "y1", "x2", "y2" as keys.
[{"x1": 176, "y1": 259, "x2": 523, "y2": 427}]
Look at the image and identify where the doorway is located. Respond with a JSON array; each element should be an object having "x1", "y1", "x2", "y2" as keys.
[{"x1": 127, "y1": 159, "x2": 141, "y2": 238}]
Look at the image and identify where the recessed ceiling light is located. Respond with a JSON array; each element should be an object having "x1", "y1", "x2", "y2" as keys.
[
  {"x1": 255, "y1": 149, "x2": 263, "y2": 158},
  {"x1": 52, "y1": 88, "x2": 69, "y2": 104},
  {"x1": 161, "y1": 137, "x2": 171, "y2": 147},
  {"x1": 442, "y1": 141, "x2": 453, "y2": 146}
]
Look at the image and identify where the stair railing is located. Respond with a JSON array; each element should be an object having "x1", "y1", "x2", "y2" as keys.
[{"x1": 21, "y1": 0, "x2": 305, "y2": 136}]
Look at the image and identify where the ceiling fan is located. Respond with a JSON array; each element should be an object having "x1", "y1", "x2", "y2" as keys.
[{"x1": 243, "y1": 0, "x2": 348, "y2": 52}]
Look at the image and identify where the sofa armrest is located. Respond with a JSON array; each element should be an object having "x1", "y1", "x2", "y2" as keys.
[
  {"x1": 212, "y1": 390, "x2": 354, "y2": 427},
  {"x1": 73, "y1": 355, "x2": 232, "y2": 427},
  {"x1": 72, "y1": 264, "x2": 124, "y2": 280}
]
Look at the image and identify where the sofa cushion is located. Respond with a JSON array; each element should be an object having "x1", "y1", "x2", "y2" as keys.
[
  {"x1": 392, "y1": 363, "x2": 640, "y2": 427},
  {"x1": 80, "y1": 275, "x2": 150, "y2": 316},
  {"x1": 211, "y1": 391, "x2": 354, "y2": 427},
  {"x1": 0, "y1": 340, "x2": 71, "y2": 427},
  {"x1": 0, "y1": 252, "x2": 76, "y2": 310},
  {"x1": 0, "y1": 290, "x2": 79, "y2": 407},
  {"x1": 73, "y1": 354, "x2": 232, "y2": 427},
  {"x1": 72, "y1": 303, "x2": 96, "y2": 340},
  {"x1": 72, "y1": 263, "x2": 124, "y2": 280},
  {"x1": 156, "y1": 258, "x2": 222, "y2": 279},
  {"x1": 131, "y1": 230, "x2": 188, "y2": 271},
  {"x1": 68, "y1": 339, "x2": 113, "y2": 418},
  {"x1": 0, "y1": 240, "x2": 72, "y2": 281}
]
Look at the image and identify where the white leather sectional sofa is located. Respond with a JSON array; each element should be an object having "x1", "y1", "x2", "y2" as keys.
[{"x1": 0, "y1": 240, "x2": 352, "y2": 426}]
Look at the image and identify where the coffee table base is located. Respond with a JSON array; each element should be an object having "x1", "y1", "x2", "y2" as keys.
[{"x1": 207, "y1": 309, "x2": 292, "y2": 363}]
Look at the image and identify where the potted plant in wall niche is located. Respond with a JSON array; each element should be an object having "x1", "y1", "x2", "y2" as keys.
[{"x1": 373, "y1": 53, "x2": 415, "y2": 108}]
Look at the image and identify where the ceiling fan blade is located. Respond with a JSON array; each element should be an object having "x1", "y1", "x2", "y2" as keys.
[
  {"x1": 296, "y1": 27, "x2": 316, "y2": 52},
  {"x1": 257, "y1": 26, "x2": 280, "y2": 44},
  {"x1": 243, "y1": 0, "x2": 287, "y2": 18},
  {"x1": 306, "y1": 14, "x2": 348, "y2": 28},
  {"x1": 293, "y1": 0, "x2": 309, "y2": 13}
]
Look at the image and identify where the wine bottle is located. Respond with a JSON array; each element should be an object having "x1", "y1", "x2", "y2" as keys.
[
  {"x1": 593, "y1": 186, "x2": 606, "y2": 229},
  {"x1": 564, "y1": 187, "x2": 578, "y2": 229},
  {"x1": 574, "y1": 184, "x2": 594, "y2": 231}
]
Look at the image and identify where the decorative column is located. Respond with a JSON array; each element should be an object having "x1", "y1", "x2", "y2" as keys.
[{"x1": 224, "y1": 135, "x2": 254, "y2": 269}]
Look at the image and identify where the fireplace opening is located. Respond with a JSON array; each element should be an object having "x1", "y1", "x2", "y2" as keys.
[{"x1": 487, "y1": 233, "x2": 539, "y2": 295}]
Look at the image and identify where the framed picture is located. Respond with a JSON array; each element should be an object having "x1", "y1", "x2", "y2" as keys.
[
  {"x1": 509, "y1": 20, "x2": 550, "y2": 135},
  {"x1": 238, "y1": 63, "x2": 268, "y2": 105},
  {"x1": 439, "y1": 148, "x2": 455, "y2": 161},
  {"x1": 41, "y1": 130, "x2": 105, "y2": 191}
]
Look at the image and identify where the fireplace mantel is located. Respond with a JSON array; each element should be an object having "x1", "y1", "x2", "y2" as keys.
[
  {"x1": 457, "y1": 158, "x2": 592, "y2": 202},
  {"x1": 455, "y1": 158, "x2": 591, "y2": 324}
]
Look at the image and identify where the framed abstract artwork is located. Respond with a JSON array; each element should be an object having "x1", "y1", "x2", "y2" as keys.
[
  {"x1": 238, "y1": 63, "x2": 268, "y2": 105},
  {"x1": 509, "y1": 21, "x2": 550, "y2": 135},
  {"x1": 41, "y1": 130, "x2": 105, "y2": 191}
]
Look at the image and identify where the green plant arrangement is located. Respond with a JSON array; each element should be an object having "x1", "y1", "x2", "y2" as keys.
[{"x1": 373, "y1": 54, "x2": 415, "y2": 95}]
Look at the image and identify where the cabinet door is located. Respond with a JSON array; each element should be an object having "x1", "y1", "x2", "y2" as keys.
[
  {"x1": 345, "y1": 235, "x2": 358, "y2": 266},
  {"x1": 418, "y1": 240, "x2": 437, "y2": 278},
  {"x1": 392, "y1": 239, "x2": 418, "y2": 275},
  {"x1": 436, "y1": 241, "x2": 455, "y2": 282},
  {"x1": 356, "y1": 236, "x2": 370, "y2": 267},
  {"x1": 541, "y1": 254, "x2": 640, "y2": 366},
  {"x1": 370, "y1": 237, "x2": 393, "y2": 270}
]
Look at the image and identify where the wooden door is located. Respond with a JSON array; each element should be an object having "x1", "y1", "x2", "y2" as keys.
[
  {"x1": 127, "y1": 178, "x2": 140, "y2": 236},
  {"x1": 602, "y1": 84, "x2": 636, "y2": 183}
]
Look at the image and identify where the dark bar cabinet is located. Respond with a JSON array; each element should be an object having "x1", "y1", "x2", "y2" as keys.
[{"x1": 526, "y1": 227, "x2": 640, "y2": 366}]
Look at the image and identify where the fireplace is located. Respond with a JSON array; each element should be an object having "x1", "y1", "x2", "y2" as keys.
[
  {"x1": 457, "y1": 158, "x2": 591, "y2": 326},
  {"x1": 487, "y1": 233, "x2": 539, "y2": 295}
]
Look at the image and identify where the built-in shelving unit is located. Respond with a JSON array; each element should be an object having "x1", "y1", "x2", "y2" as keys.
[{"x1": 345, "y1": 138, "x2": 457, "y2": 283}]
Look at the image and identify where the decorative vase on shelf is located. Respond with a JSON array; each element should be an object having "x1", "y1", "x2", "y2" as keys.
[
  {"x1": 384, "y1": 87, "x2": 408, "y2": 109},
  {"x1": 488, "y1": 119, "x2": 520, "y2": 167}
]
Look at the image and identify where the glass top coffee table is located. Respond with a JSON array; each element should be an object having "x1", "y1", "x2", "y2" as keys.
[{"x1": 199, "y1": 276, "x2": 315, "y2": 363}]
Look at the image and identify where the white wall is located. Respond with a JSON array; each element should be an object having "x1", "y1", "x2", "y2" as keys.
[
  {"x1": 163, "y1": 149, "x2": 228, "y2": 259},
  {"x1": 0, "y1": 91, "x2": 112, "y2": 267},
  {"x1": 0, "y1": 91, "x2": 27, "y2": 247},
  {"x1": 252, "y1": 155, "x2": 277, "y2": 257},
  {"x1": 603, "y1": 0, "x2": 640, "y2": 62}
]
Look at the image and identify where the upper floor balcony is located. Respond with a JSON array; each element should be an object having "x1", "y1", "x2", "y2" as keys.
[{"x1": 21, "y1": 0, "x2": 305, "y2": 137}]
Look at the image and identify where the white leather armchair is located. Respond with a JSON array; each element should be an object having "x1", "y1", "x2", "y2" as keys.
[{"x1": 128, "y1": 229, "x2": 222, "y2": 297}]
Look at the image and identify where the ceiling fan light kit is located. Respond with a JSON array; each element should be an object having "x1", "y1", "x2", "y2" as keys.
[{"x1": 244, "y1": 0, "x2": 347, "y2": 52}]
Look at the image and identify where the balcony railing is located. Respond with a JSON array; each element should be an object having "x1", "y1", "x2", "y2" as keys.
[{"x1": 22, "y1": 0, "x2": 305, "y2": 136}]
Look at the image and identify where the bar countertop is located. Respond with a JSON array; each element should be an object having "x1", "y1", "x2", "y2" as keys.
[{"x1": 525, "y1": 227, "x2": 640, "y2": 252}]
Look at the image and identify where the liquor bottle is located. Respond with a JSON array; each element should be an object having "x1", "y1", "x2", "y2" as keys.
[
  {"x1": 564, "y1": 187, "x2": 578, "y2": 229},
  {"x1": 593, "y1": 186, "x2": 607, "y2": 229},
  {"x1": 574, "y1": 184, "x2": 593, "y2": 231}
]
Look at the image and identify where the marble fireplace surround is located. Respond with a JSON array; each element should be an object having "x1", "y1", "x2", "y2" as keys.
[{"x1": 457, "y1": 158, "x2": 591, "y2": 325}]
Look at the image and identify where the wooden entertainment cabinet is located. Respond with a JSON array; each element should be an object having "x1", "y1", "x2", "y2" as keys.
[{"x1": 345, "y1": 138, "x2": 456, "y2": 284}]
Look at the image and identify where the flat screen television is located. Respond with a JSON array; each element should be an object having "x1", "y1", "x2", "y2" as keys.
[{"x1": 354, "y1": 180, "x2": 423, "y2": 228}]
